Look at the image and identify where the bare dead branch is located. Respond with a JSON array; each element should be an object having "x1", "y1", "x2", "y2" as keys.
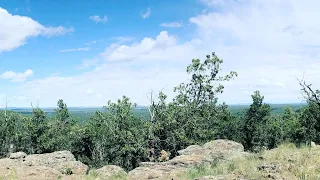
[{"x1": 297, "y1": 77, "x2": 320, "y2": 107}]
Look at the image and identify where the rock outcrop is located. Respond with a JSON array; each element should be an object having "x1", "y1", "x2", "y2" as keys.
[
  {"x1": 128, "y1": 139, "x2": 249, "y2": 180},
  {"x1": 0, "y1": 139, "x2": 250, "y2": 180},
  {"x1": 0, "y1": 166, "x2": 62, "y2": 180},
  {"x1": 0, "y1": 151, "x2": 88, "y2": 180}
]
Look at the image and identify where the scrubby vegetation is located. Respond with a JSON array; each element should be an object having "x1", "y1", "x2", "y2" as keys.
[
  {"x1": 183, "y1": 143, "x2": 320, "y2": 179},
  {"x1": 0, "y1": 52, "x2": 319, "y2": 173}
]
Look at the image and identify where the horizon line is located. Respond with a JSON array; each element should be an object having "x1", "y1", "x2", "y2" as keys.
[{"x1": 0, "y1": 102, "x2": 307, "y2": 109}]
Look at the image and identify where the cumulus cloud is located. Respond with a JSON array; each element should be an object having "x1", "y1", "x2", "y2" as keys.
[
  {"x1": 89, "y1": 15, "x2": 108, "y2": 23},
  {"x1": 160, "y1": 22, "x2": 183, "y2": 28},
  {"x1": 0, "y1": 69, "x2": 33, "y2": 82},
  {"x1": 102, "y1": 31, "x2": 177, "y2": 62},
  {"x1": 0, "y1": 8, "x2": 73, "y2": 53},
  {"x1": 141, "y1": 7, "x2": 151, "y2": 19}
]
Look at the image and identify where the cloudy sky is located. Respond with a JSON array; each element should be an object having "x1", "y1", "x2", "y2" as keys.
[{"x1": 0, "y1": 0, "x2": 319, "y2": 107}]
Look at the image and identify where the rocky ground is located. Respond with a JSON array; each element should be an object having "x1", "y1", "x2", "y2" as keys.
[
  {"x1": 0, "y1": 140, "x2": 318, "y2": 180},
  {"x1": 128, "y1": 139, "x2": 250, "y2": 180}
]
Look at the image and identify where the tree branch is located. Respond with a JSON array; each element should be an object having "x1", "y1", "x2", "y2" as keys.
[{"x1": 297, "y1": 77, "x2": 320, "y2": 107}]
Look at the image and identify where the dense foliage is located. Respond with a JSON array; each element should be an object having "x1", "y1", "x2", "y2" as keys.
[{"x1": 0, "y1": 52, "x2": 319, "y2": 171}]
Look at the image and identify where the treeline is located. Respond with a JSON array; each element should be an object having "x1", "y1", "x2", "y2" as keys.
[{"x1": 0, "y1": 52, "x2": 319, "y2": 171}]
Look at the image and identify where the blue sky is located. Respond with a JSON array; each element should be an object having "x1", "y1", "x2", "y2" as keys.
[
  {"x1": 0, "y1": 0, "x2": 201, "y2": 75},
  {"x1": 0, "y1": 0, "x2": 319, "y2": 107}
]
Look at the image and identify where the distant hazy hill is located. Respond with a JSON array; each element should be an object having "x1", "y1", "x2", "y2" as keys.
[
  {"x1": 228, "y1": 103, "x2": 306, "y2": 115},
  {"x1": 1, "y1": 103, "x2": 306, "y2": 117}
]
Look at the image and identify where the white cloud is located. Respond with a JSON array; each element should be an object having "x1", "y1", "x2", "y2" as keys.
[
  {"x1": 102, "y1": 31, "x2": 177, "y2": 62},
  {"x1": 15, "y1": 30, "x2": 204, "y2": 106},
  {"x1": 0, "y1": 7, "x2": 73, "y2": 53},
  {"x1": 21, "y1": 64, "x2": 186, "y2": 107},
  {"x1": 160, "y1": 22, "x2": 183, "y2": 28},
  {"x1": 0, "y1": 69, "x2": 33, "y2": 82},
  {"x1": 60, "y1": 47, "x2": 90, "y2": 52},
  {"x1": 40, "y1": 26, "x2": 74, "y2": 37},
  {"x1": 184, "y1": 0, "x2": 320, "y2": 104},
  {"x1": 89, "y1": 15, "x2": 108, "y2": 23},
  {"x1": 141, "y1": 7, "x2": 151, "y2": 19},
  {"x1": 8, "y1": 0, "x2": 320, "y2": 106}
]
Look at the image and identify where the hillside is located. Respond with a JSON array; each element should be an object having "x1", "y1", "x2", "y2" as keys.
[
  {"x1": 184, "y1": 142, "x2": 320, "y2": 180},
  {"x1": 0, "y1": 139, "x2": 318, "y2": 180}
]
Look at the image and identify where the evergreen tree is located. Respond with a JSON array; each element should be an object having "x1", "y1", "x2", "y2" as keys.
[{"x1": 242, "y1": 91, "x2": 271, "y2": 151}]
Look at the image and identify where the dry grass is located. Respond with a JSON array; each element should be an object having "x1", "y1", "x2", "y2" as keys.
[
  {"x1": 182, "y1": 143, "x2": 320, "y2": 180},
  {"x1": 0, "y1": 168, "x2": 19, "y2": 180},
  {"x1": 84, "y1": 170, "x2": 128, "y2": 180}
]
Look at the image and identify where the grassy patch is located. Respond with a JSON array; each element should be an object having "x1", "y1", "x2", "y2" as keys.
[
  {"x1": 85, "y1": 170, "x2": 101, "y2": 180},
  {"x1": 85, "y1": 169, "x2": 128, "y2": 180},
  {"x1": 109, "y1": 171, "x2": 128, "y2": 180},
  {"x1": 181, "y1": 143, "x2": 320, "y2": 180}
]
